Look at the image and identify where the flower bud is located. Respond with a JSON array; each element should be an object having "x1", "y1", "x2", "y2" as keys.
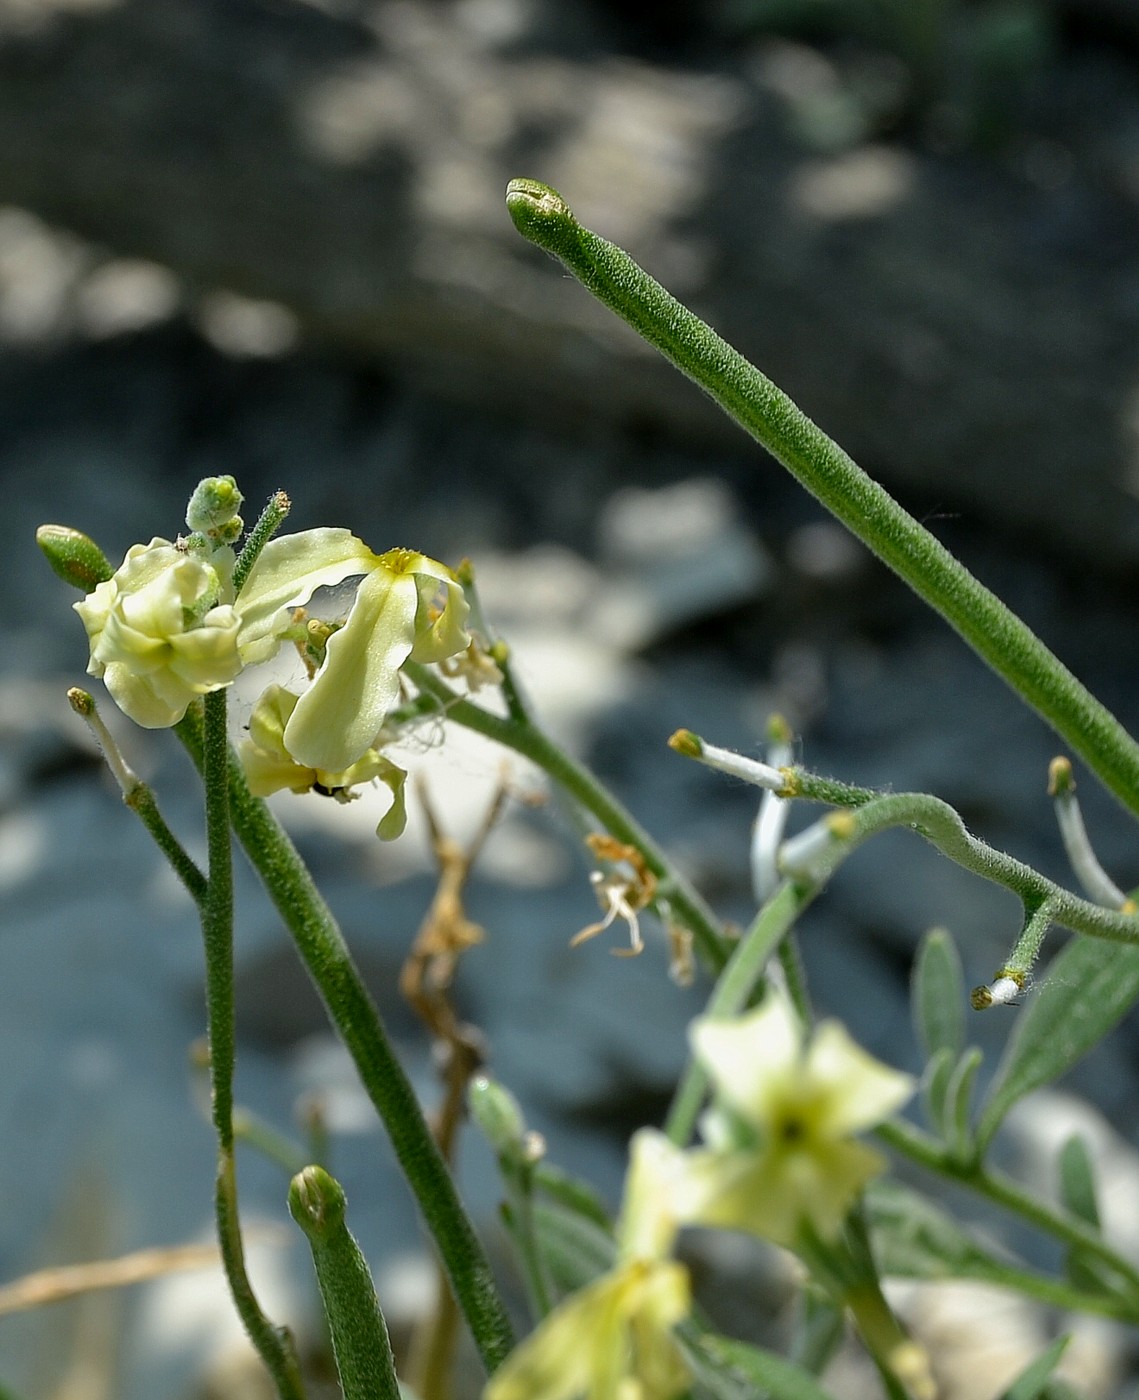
[
  {"x1": 468, "y1": 1075, "x2": 527, "y2": 1157},
  {"x1": 185, "y1": 475, "x2": 244, "y2": 536},
  {"x1": 36, "y1": 525, "x2": 113, "y2": 591}
]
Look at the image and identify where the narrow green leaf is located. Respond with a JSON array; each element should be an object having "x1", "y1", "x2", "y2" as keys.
[
  {"x1": 999, "y1": 1335, "x2": 1070, "y2": 1400},
  {"x1": 790, "y1": 1290, "x2": 846, "y2": 1377},
  {"x1": 977, "y1": 940, "x2": 1139, "y2": 1151},
  {"x1": 943, "y1": 1047, "x2": 983, "y2": 1164},
  {"x1": 922, "y1": 1045, "x2": 957, "y2": 1139},
  {"x1": 533, "y1": 1161, "x2": 612, "y2": 1231},
  {"x1": 1057, "y1": 1135, "x2": 1099, "y2": 1227},
  {"x1": 867, "y1": 1181, "x2": 1035, "y2": 1286},
  {"x1": 913, "y1": 928, "x2": 966, "y2": 1059},
  {"x1": 689, "y1": 1333, "x2": 839, "y2": 1400},
  {"x1": 531, "y1": 1200, "x2": 615, "y2": 1295}
]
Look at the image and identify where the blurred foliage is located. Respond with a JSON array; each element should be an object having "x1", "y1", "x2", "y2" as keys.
[{"x1": 717, "y1": 0, "x2": 1054, "y2": 146}]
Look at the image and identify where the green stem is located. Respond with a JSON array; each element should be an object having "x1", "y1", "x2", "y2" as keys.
[
  {"x1": 665, "y1": 880, "x2": 811, "y2": 1145},
  {"x1": 177, "y1": 711, "x2": 514, "y2": 1376},
  {"x1": 233, "y1": 1108, "x2": 309, "y2": 1177},
  {"x1": 777, "y1": 930, "x2": 813, "y2": 1026},
  {"x1": 504, "y1": 180, "x2": 1139, "y2": 820},
  {"x1": 126, "y1": 784, "x2": 208, "y2": 907},
  {"x1": 502, "y1": 1162, "x2": 556, "y2": 1321},
  {"x1": 402, "y1": 662, "x2": 731, "y2": 971},
  {"x1": 68, "y1": 687, "x2": 207, "y2": 907},
  {"x1": 877, "y1": 1118, "x2": 1139, "y2": 1303},
  {"x1": 783, "y1": 775, "x2": 1139, "y2": 952},
  {"x1": 234, "y1": 489, "x2": 291, "y2": 595},
  {"x1": 201, "y1": 691, "x2": 307, "y2": 1400},
  {"x1": 202, "y1": 690, "x2": 237, "y2": 1150}
]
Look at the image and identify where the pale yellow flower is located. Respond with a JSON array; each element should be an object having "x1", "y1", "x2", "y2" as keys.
[
  {"x1": 238, "y1": 684, "x2": 407, "y2": 839},
  {"x1": 681, "y1": 996, "x2": 914, "y2": 1248},
  {"x1": 74, "y1": 538, "x2": 242, "y2": 728},
  {"x1": 486, "y1": 1130, "x2": 692, "y2": 1400},
  {"x1": 280, "y1": 548, "x2": 469, "y2": 774},
  {"x1": 72, "y1": 525, "x2": 469, "y2": 777}
]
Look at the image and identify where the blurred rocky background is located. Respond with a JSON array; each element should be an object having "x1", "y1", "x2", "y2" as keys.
[{"x1": 6, "y1": 0, "x2": 1139, "y2": 1396}]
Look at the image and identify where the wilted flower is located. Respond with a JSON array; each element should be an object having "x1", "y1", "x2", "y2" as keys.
[
  {"x1": 680, "y1": 995, "x2": 914, "y2": 1249},
  {"x1": 486, "y1": 1130, "x2": 692, "y2": 1400}
]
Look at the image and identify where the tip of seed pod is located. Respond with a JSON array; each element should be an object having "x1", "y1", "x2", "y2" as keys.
[
  {"x1": 667, "y1": 729, "x2": 703, "y2": 758},
  {"x1": 67, "y1": 687, "x2": 95, "y2": 716},
  {"x1": 1047, "y1": 755, "x2": 1075, "y2": 797}
]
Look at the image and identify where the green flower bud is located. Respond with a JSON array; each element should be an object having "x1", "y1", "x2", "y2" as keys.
[
  {"x1": 186, "y1": 475, "x2": 244, "y2": 535},
  {"x1": 36, "y1": 525, "x2": 113, "y2": 591},
  {"x1": 468, "y1": 1075, "x2": 526, "y2": 1157}
]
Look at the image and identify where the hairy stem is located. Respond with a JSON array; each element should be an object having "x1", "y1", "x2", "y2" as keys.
[
  {"x1": 201, "y1": 691, "x2": 307, "y2": 1399},
  {"x1": 178, "y1": 710, "x2": 515, "y2": 1375}
]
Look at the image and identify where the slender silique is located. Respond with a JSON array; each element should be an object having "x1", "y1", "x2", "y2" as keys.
[{"x1": 504, "y1": 179, "x2": 1139, "y2": 820}]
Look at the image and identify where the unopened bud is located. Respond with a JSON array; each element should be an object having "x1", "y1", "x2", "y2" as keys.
[
  {"x1": 36, "y1": 525, "x2": 113, "y2": 591},
  {"x1": 468, "y1": 1075, "x2": 527, "y2": 1156},
  {"x1": 186, "y1": 475, "x2": 244, "y2": 536}
]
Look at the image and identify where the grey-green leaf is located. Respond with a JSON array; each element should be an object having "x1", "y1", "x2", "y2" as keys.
[
  {"x1": 790, "y1": 1290, "x2": 846, "y2": 1377},
  {"x1": 1057, "y1": 1135, "x2": 1099, "y2": 1227},
  {"x1": 867, "y1": 1181, "x2": 1042, "y2": 1291},
  {"x1": 977, "y1": 939, "x2": 1139, "y2": 1152},
  {"x1": 943, "y1": 1046, "x2": 983, "y2": 1164},
  {"x1": 922, "y1": 1045, "x2": 957, "y2": 1139},
  {"x1": 532, "y1": 1199, "x2": 615, "y2": 1295},
  {"x1": 913, "y1": 927, "x2": 966, "y2": 1059},
  {"x1": 999, "y1": 1335, "x2": 1070, "y2": 1400},
  {"x1": 687, "y1": 1333, "x2": 839, "y2": 1400}
]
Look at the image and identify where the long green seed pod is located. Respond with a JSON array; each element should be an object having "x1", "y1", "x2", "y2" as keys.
[
  {"x1": 504, "y1": 178, "x2": 1139, "y2": 820},
  {"x1": 289, "y1": 1166, "x2": 401, "y2": 1400}
]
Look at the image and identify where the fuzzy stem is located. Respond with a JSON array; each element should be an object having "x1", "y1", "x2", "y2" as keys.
[
  {"x1": 289, "y1": 1166, "x2": 401, "y2": 1400},
  {"x1": 234, "y1": 489, "x2": 291, "y2": 595},
  {"x1": 177, "y1": 711, "x2": 514, "y2": 1375},
  {"x1": 201, "y1": 690, "x2": 307, "y2": 1399}
]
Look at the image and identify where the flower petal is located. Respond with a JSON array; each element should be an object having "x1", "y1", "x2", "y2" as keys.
[
  {"x1": 486, "y1": 1278, "x2": 620, "y2": 1400},
  {"x1": 618, "y1": 1130, "x2": 689, "y2": 1265},
  {"x1": 235, "y1": 528, "x2": 376, "y2": 663},
  {"x1": 805, "y1": 1021, "x2": 914, "y2": 1137},
  {"x1": 284, "y1": 567, "x2": 417, "y2": 772},
  {"x1": 690, "y1": 997, "x2": 802, "y2": 1125}
]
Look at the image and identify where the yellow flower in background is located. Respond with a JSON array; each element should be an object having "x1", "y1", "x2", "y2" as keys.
[
  {"x1": 681, "y1": 996, "x2": 914, "y2": 1249},
  {"x1": 74, "y1": 538, "x2": 243, "y2": 728},
  {"x1": 239, "y1": 684, "x2": 408, "y2": 839},
  {"x1": 486, "y1": 1130, "x2": 692, "y2": 1400}
]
